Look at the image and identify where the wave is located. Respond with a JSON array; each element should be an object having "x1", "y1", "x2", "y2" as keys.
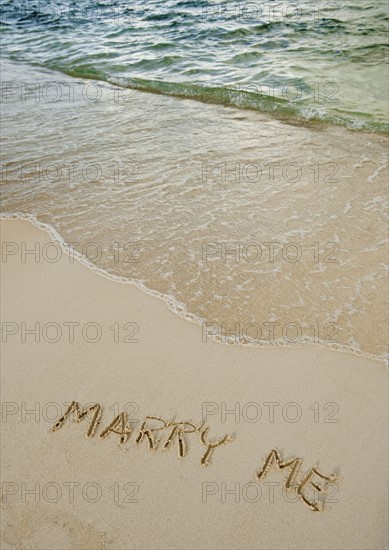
[
  {"x1": 1, "y1": 212, "x2": 387, "y2": 366},
  {"x1": 9, "y1": 59, "x2": 386, "y2": 133}
]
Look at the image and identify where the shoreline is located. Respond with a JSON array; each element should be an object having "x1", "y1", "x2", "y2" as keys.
[
  {"x1": 2, "y1": 214, "x2": 386, "y2": 366},
  {"x1": 1, "y1": 218, "x2": 388, "y2": 549}
]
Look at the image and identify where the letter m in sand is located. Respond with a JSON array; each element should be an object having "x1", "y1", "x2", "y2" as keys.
[{"x1": 51, "y1": 401, "x2": 102, "y2": 438}]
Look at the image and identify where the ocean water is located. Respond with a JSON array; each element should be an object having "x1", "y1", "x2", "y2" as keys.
[
  {"x1": 1, "y1": 2, "x2": 388, "y2": 362},
  {"x1": 1, "y1": 0, "x2": 388, "y2": 131}
]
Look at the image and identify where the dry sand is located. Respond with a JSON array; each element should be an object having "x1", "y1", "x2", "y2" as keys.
[{"x1": 1, "y1": 219, "x2": 388, "y2": 550}]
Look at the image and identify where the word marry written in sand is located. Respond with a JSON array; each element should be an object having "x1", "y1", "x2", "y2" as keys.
[
  {"x1": 51, "y1": 401, "x2": 234, "y2": 467},
  {"x1": 51, "y1": 401, "x2": 338, "y2": 512}
]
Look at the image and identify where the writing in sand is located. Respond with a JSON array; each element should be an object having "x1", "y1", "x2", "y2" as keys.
[{"x1": 51, "y1": 401, "x2": 338, "y2": 512}]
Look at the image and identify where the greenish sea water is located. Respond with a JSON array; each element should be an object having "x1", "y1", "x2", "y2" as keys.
[{"x1": 1, "y1": 0, "x2": 388, "y2": 130}]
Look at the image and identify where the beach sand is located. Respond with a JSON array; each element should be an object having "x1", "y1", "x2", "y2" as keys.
[{"x1": 1, "y1": 218, "x2": 388, "y2": 549}]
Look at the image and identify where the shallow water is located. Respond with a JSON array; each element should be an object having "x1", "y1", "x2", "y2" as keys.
[{"x1": 1, "y1": 60, "x2": 388, "y2": 361}]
